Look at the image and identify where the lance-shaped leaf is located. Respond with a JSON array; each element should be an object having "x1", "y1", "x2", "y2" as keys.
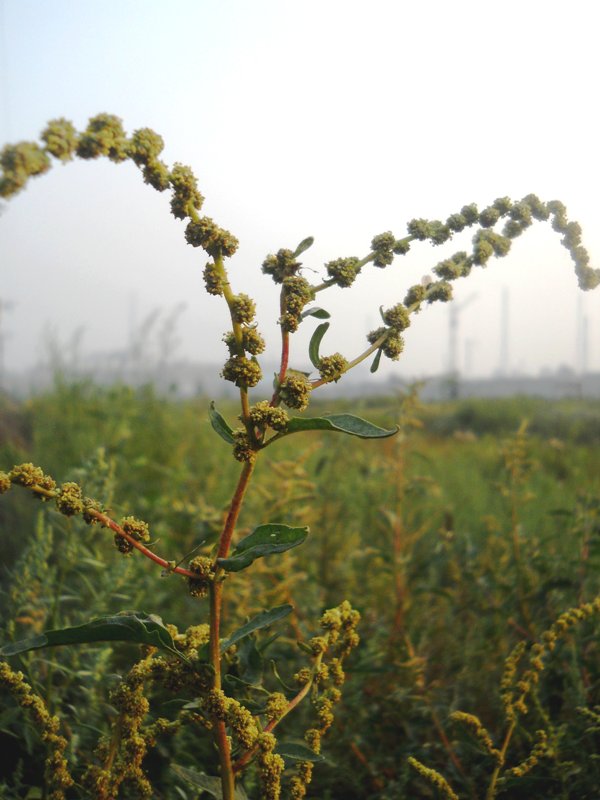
[
  {"x1": 0, "y1": 612, "x2": 184, "y2": 660},
  {"x1": 293, "y1": 236, "x2": 314, "y2": 258},
  {"x1": 284, "y1": 413, "x2": 398, "y2": 439},
  {"x1": 220, "y1": 604, "x2": 293, "y2": 653},
  {"x1": 172, "y1": 765, "x2": 249, "y2": 799},
  {"x1": 217, "y1": 524, "x2": 308, "y2": 572},
  {"x1": 370, "y1": 347, "x2": 383, "y2": 374},
  {"x1": 309, "y1": 321, "x2": 330, "y2": 368},
  {"x1": 209, "y1": 401, "x2": 235, "y2": 444},
  {"x1": 275, "y1": 742, "x2": 326, "y2": 763},
  {"x1": 301, "y1": 306, "x2": 331, "y2": 320}
]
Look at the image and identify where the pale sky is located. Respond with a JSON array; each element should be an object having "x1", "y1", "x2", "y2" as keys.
[{"x1": 1, "y1": 0, "x2": 599, "y2": 382}]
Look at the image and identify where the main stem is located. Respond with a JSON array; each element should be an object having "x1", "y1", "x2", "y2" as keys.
[{"x1": 210, "y1": 459, "x2": 256, "y2": 800}]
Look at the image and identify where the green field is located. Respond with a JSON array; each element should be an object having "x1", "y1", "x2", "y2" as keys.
[{"x1": 1, "y1": 384, "x2": 600, "y2": 799}]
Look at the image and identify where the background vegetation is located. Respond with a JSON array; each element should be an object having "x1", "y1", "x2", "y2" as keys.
[{"x1": 1, "y1": 383, "x2": 599, "y2": 798}]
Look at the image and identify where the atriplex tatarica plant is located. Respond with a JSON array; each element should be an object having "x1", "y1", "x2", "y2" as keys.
[{"x1": 0, "y1": 114, "x2": 599, "y2": 800}]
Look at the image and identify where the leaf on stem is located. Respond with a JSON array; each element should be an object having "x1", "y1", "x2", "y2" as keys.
[
  {"x1": 217, "y1": 524, "x2": 308, "y2": 572},
  {"x1": 0, "y1": 612, "x2": 185, "y2": 660},
  {"x1": 301, "y1": 306, "x2": 331, "y2": 320},
  {"x1": 309, "y1": 322, "x2": 330, "y2": 368},
  {"x1": 275, "y1": 742, "x2": 326, "y2": 763},
  {"x1": 293, "y1": 236, "x2": 314, "y2": 258},
  {"x1": 209, "y1": 401, "x2": 235, "y2": 444},
  {"x1": 285, "y1": 413, "x2": 398, "y2": 439},
  {"x1": 172, "y1": 765, "x2": 249, "y2": 799},
  {"x1": 220, "y1": 605, "x2": 293, "y2": 653},
  {"x1": 370, "y1": 347, "x2": 383, "y2": 374}
]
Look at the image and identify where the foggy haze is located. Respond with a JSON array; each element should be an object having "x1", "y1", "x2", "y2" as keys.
[{"x1": 1, "y1": 0, "x2": 599, "y2": 385}]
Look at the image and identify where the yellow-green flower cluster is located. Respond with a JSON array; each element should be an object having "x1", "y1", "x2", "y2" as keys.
[
  {"x1": 41, "y1": 118, "x2": 78, "y2": 162},
  {"x1": 509, "y1": 729, "x2": 548, "y2": 778},
  {"x1": 0, "y1": 471, "x2": 10, "y2": 494},
  {"x1": 8, "y1": 462, "x2": 55, "y2": 490},
  {"x1": 0, "y1": 661, "x2": 73, "y2": 800},
  {"x1": 229, "y1": 293, "x2": 256, "y2": 324},
  {"x1": 256, "y1": 732, "x2": 285, "y2": 800},
  {"x1": 326, "y1": 256, "x2": 361, "y2": 288},
  {"x1": 187, "y1": 555, "x2": 215, "y2": 598},
  {"x1": 289, "y1": 760, "x2": 314, "y2": 799},
  {"x1": 127, "y1": 128, "x2": 170, "y2": 191},
  {"x1": 318, "y1": 353, "x2": 348, "y2": 384},
  {"x1": 114, "y1": 515, "x2": 150, "y2": 556},
  {"x1": 0, "y1": 141, "x2": 51, "y2": 197},
  {"x1": 265, "y1": 691, "x2": 289, "y2": 722},
  {"x1": 76, "y1": 114, "x2": 128, "y2": 162},
  {"x1": 407, "y1": 756, "x2": 459, "y2": 800},
  {"x1": 288, "y1": 728, "x2": 323, "y2": 798},
  {"x1": 319, "y1": 600, "x2": 360, "y2": 656},
  {"x1": 366, "y1": 297, "x2": 412, "y2": 362},
  {"x1": 450, "y1": 711, "x2": 502, "y2": 764},
  {"x1": 223, "y1": 328, "x2": 265, "y2": 358},
  {"x1": 225, "y1": 697, "x2": 260, "y2": 749},
  {"x1": 262, "y1": 248, "x2": 301, "y2": 283},
  {"x1": 204, "y1": 261, "x2": 226, "y2": 295},
  {"x1": 433, "y1": 251, "x2": 472, "y2": 280},
  {"x1": 185, "y1": 216, "x2": 239, "y2": 258},
  {"x1": 56, "y1": 482, "x2": 85, "y2": 516},
  {"x1": 168, "y1": 162, "x2": 204, "y2": 217},
  {"x1": 503, "y1": 598, "x2": 600, "y2": 720},
  {"x1": 280, "y1": 276, "x2": 315, "y2": 332},
  {"x1": 232, "y1": 429, "x2": 257, "y2": 463},
  {"x1": 426, "y1": 280, "x2": 453, "y2": 304},
  {"x1": 367, "y1": 326, "x2": 404, "y2": 361},
  {"x1": 85, "y1": 659, "x2": 154, "y2": 799},
  {"x1": 278, "y1": 373, "x2": 312, "y2": 411},
  {"x1": 500, "y1": 641, "x2": 527, "y2": 722},
  {"x1": 247, "y1": 400, "x2": 289, "y2": 433},
  {"x1": 221, "y1": 355, "x2": 262, "y2": 389}
]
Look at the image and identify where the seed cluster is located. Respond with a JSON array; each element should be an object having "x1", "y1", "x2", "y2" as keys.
[{"x1": 0, "y1": 662, "x2": 73, "y2": 800}]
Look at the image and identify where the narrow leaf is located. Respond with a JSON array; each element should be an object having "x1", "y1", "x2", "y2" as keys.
[
  {"x1": 220, "y1": 605, "x2": 292, "y2": 653},
  {"x1": 0, "y1": 612, "x2": 184, "y2": 660},
  {"x1": 301, "y1": 306, "x2": 331, "y2": 320},
  {"x1": 370, "y1": 347, "x2": 383, "y2": 374},
  {"x1": 217, "y1": 524, "x2": 308, "y2": 572},
  {"x1": 285, "y1": 413, "x2": 398, "y2": 439},
  {"x1": 309, "y1": 322, "x2": 330, "y2": 369},
  {"x1": 293, "y1": 236, "x2": 314, "y2": 258},
  {"x1": 275, "y1": 742, "x2": 326, "y2": 763},
  {"x1": 172, "y1": 765, "x2": 249, "y2": 799},
  {"x1": 209, "y1": 401, "x2": 235, "y2": 444}
]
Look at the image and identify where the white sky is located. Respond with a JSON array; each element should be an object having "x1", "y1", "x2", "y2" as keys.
[{"x1": 1, "y1": 0, "x2": 599, "y2": 382}]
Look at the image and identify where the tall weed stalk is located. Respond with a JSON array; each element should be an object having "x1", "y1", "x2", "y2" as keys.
[{"x1": 1, "y1": 115, "x2": 599, "y2": 799}]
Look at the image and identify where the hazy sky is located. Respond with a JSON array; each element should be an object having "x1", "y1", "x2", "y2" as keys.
[{"x1": 1, "y1": 0, "x2": 599, "y2": 383}]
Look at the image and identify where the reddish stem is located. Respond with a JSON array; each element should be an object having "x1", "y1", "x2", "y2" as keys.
[
  {"x1": 26, "y1": 484, "x2": 197, "y2": 578},
  {"x1": 232, "y1": 679, "x2": 313, "y2": 773},
  {"x1": 215, "y1": 460, "x2": 255, "y2": 562}
]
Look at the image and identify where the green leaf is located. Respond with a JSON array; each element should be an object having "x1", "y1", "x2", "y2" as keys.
[
  {"x1": 370, "y1": 347, "x2": 383, "y2": 374},
  {"x1": 0, "y1": 612, "x2": 185, "y2": 660},
  {"x1": 301, "y1": 306, "x2": 331, "y2": 320},
  {"x1": 293, "y1": 236, "x2": 314, "y2": 258},
  {"x1": 220, "y1": 605, "x2": 293, "y2": 653},
  {"x1": 285, "y1": 413, "x2": 398, "y2": 439},
  {"x1": 209, "y1": 401, "x2": 235, "y2": 444},
  {"x1": 309, "y1": 322, "x2": 330, "y2": 368},
  {"x1": 270, "y1": 658, "x2": 295, "y2": 692},
  {"x1": 172, "y1": 765, "x2": 249, "y2": 799},
  {"x1": 275, "y1": 742, "x2": 326, "y2": 763},
  {"x1": 217, "y1": 523, "x2": 308, "y2": 572},
  {"x1": 236, "y1": 635, "x2": 264, "y2": 685}
]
